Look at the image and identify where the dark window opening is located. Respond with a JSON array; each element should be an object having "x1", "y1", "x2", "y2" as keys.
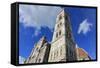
[
  {"x1": 60, "y1": 22, "x2": 62, "y2": 26},
  {"x1": 59, "y1": 30, "x2": 61, "y2": 36},
  {"x1": 57, "y1": 24, "x2": 59, "y2": 28},
  {"x1": 59, "y1": 15, "x2": 62, "y2": 20},
  {"x1": 38, "y1": 58, "x2": 41, "y2": 62},
  {"x1": 60, "y1": 48, "x2": 62, "y2": 55},
  {"x1": 56, "y1": 32, "x2": 58, "y2": 38}
]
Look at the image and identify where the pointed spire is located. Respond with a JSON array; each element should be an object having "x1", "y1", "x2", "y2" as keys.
[
  {"x1": 76, "y1": 44, "x2": 79, "y2": 48},
  {"x1": 60, "y1": 6, "x2": 64, "y2": 12},
  {"x1": 60, "y1": 6, "x2": 64, "y2": 10}
]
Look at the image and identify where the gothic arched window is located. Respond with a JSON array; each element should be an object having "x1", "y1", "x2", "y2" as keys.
[
  {"x1": 54, "y1": 52, "x2": 56, "y2": 59},
  {"x1": 57, "y1": 51, "x2": 58, "y2": 56},
  {"x1": 60, "y1": 22, "x2": 62, "y2": 26},
  {"x1": 59, "y1": 15, "x2": 62, "y2": 20},
  {"x1": 60, "y1": 48, "x2": 62, "y2": 55},
  {"x1": 56, "y1": 32, "x2": 58, "y2": 38},
  {"x1": 38, "y1": 58, "x2": 41, "y2": 62},
  {"x1": 65, "y1": 14, "x2": 68, "y2": 20},
  {"x1": 59, "y1": 30, "x2": 61, "y2": 36},
  {"x1": 68, "y1": 32, "x2": 71, "y2": 38},
  {"x1": 57, "y1": 24, "x2": 59, "y2": 28}
]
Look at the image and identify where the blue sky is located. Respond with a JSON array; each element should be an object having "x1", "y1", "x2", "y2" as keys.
[{"x1": 19, "y1": 4, "x2": 96, "y2": 63}]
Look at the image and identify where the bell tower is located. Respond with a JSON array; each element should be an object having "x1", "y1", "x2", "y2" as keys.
[{"x1": 48, "y1": 8, "x2": 77, "y2": 62}]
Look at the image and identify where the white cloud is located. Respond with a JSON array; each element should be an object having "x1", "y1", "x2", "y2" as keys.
[
  {"x1": 19, "y1": 56, "x2": 25, "y2": 64},
  {"x1": 78, "y1": 19, "x2": 92, "y2": 35},
  {"x1": 19, "y1": 4, "x2": 62, "y2": 36}
]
